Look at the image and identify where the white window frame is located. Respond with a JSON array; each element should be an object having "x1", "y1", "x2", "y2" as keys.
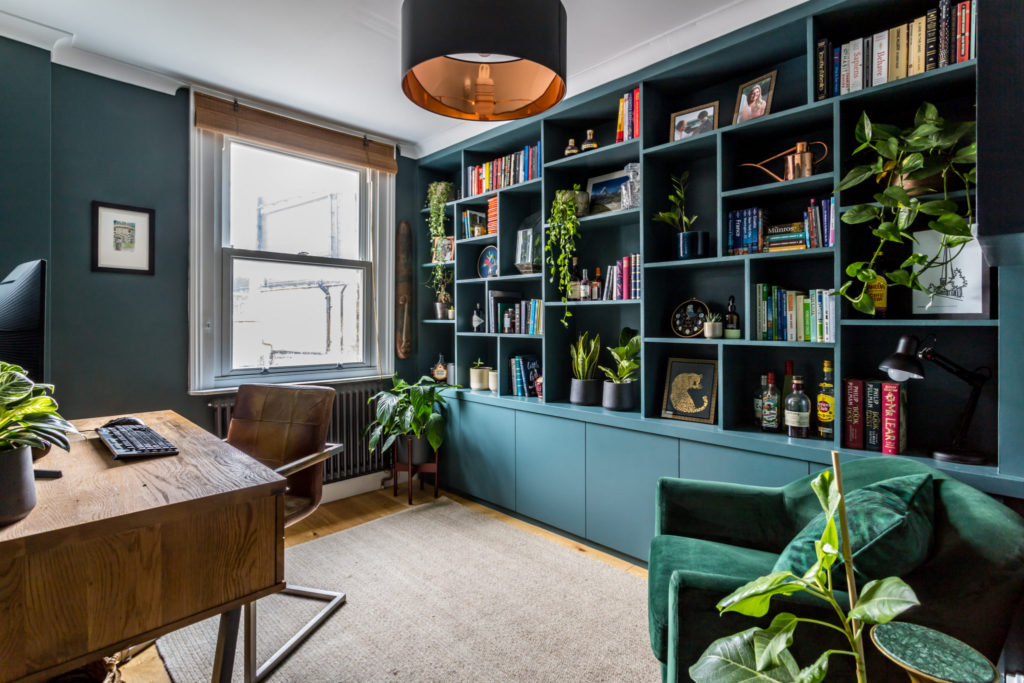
[{"x1": 188, "y1": 96, "x2": 394, "y2": 394}]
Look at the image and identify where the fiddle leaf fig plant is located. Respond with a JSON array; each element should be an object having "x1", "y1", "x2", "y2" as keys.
[
  {"x1": 426, "y1": 181, "x2": 454, "y2": 304},
  {"x1": 598, "y1": 327, "x2": 640, "y2": 384},
  {"x1": 365, "y1": 374, "x2": 456, "y2": 454},
  {"x1": 546, "y1": 185, "x2": 583, "y2": 327},
  {"x1": 652, "y1": 171, "x2": 698, "y2": 233},
  {"x1": 835, "y1": 103, "x2": 976, "y2": 314},
  {"x1": 569, "y1": 332, "x2": 601, "y2": 380},
  {"x1": 0, "y1": 361, "x2": 78, "y2": 453}
]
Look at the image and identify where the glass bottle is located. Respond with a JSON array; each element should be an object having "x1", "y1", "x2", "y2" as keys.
[
  {"x1": 564, "y1": 138, "x2": 580, "y2": 156},
  {"x1": 581, "y1": 129, "x2": 599, "y2": 152},
  {"x1": 817, "y1": 360, "x2": 835, "y2": 439},
  {"x1": 761, "y1": 373, "x2": 779, "y2": 432},
  {"x1": 866, "y1": 274, "x2": 888, "y2": 317},
  {"x1": 754, "y1": 374, "x2": 767, "y2": 427},
  {"x1": 590, "y1": 267, "x2": 602, "y2": 300},
  {"x1": 568, "y1": 257, "x2": 581, "y2": 300},
  {"x1": 781, "y1": 360, "x2": 795, "y2": 427},
  {"x1": 785, "y1": 376, "x2": 811, "y2": 438},
  {"x1": 724, "y1": 295, "x2": 741, "y2": 339},
  {"x1": 580, "y1": 269, "x2": 590, "y2": 302}
]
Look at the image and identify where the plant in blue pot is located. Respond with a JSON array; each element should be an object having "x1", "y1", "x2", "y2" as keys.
[
  {"x1": 654, "y1": 171, "x2": 707, "y2": 259},
  {"x1": 0, "y1": 361, "x2": 79, "y2": 526}
]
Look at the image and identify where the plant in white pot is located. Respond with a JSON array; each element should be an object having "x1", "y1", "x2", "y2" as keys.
[
  {"x1": 599, "y1": 328, "x2": 641, "y2": 411},
  {"x1": 366, "y1": 375, "x2": 453, "y2": 466},
  {"x1": 569, "y1": 331, "x2": 602, "y2": 406},
  {"x1": 0, "y1": 361, "x2": 79, "y2": 526},
  {"x1": 703, "y1": 312, "x2": 723, "y2": 339},
  {"x1": 469, "y1": 358, "x2": 491, "y2": 391}
]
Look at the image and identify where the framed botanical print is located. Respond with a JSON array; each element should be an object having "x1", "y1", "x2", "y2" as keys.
[
  {"x1": 661, "y1": 357, "x2": 718, "y2": 424},
  {"x1": 92, "y1": 201, "x2": 155, "y2": 275}
]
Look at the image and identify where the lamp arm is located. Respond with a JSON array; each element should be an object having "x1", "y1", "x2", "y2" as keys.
[{"x1": 919, "y1": 346, "x2": 991, "y2": 450}]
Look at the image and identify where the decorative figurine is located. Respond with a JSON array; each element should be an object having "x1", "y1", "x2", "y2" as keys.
[
  {"x1": 564, "y1": 138, "x2": 580, "y2": 156},
  {"x1": 472, "y1": 303, "x2": 484, "y2": 332}
]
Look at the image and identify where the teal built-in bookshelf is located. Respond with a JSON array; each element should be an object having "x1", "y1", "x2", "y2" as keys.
[{"x1": 407, "y1": 0, "x2": 1024, "y2": 561}]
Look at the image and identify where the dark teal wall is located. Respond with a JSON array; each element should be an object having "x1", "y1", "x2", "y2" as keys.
[{"x1": 395, "y1": 153, "x2": 420, "y2": 380}]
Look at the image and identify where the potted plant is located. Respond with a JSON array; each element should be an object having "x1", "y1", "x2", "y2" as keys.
[
  {"x1": 835, "y1": 103, "x2": 976, "y2": 314},
  {"x1": 0, "y1": 361, "x2": 79, "y2": 526},
  {"x1": 469, "y1": 358, "x2": 490, "y2": 391},
  {"x1": 703, "y1": 312, "x2": 723, "y2": 339},
  {"x1": 653, "y1": 171, "x2": 706, "y2": 259},
  {"x1": 599, "y1": 327, "x2": 641, "y2": 411},
  {"x1": 426, "y1": 181, "x2": 454, "y2": 319},
  {"x1": 487, "y1": 370, "x2": 498, "y2": 393},
  {"x1": 366, "y1": 374, "x2": 453, "y2": 466},
  {"x1": 569, "y1": 332, "x2": 602, "y2": 406},
  {"x1": 546, "y1": 184, "x2": 584, "y2": 327}
]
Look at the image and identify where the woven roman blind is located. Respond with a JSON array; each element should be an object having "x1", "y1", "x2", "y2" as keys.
[{"x1": 194, "y1": 92, "x2": 397, "y2": 174}]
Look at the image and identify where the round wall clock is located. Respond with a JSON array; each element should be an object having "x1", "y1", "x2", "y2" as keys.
[
  {"x1": 477, "y1": 245, "x2": 498, "y2": 278},
  {"x1": 670, "y1": 298, "x2": 710, "y2": 337}
]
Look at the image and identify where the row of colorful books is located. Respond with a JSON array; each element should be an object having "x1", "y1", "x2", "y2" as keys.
[
  {"x1": 754, "y1": 285, "x2": 836, "y2": 343},
  {"x1": 602, "y1": 254, "x2": 642, "y2": 300},
  {"x1": 843, "y1": 379, "x2": 907, "y2": 454},
  {"x1": 509, "y1": 355, "x2": 542, "y2": 397},
  {"x1": 614, "y1": 87, "x2": 641, "y2": 143},
  {"x1": 486, "y1": 290, "x2": 543, "y2": 335},
  {"x1": 487, "y1": 196, "x2": 498, "y2": 234},
  {"x1": 460, "y1": 209, "x2": 490, "y2": 239},
  {"x1": 815, "y1": 0, "x2": 976, "y2": 100},
  {"x1": 465, "y1": 141, "x2": 541, "y2": 196},
  {"x1": 727, "y1": 198, "x2": 834, "y2": 255}
]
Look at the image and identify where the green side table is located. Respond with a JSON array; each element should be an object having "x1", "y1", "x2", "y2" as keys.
[{"x1": 870, "y1": 622, "x2": 999, "y2": 683}]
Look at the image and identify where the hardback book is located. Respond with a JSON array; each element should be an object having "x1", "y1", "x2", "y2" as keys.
[
  {"x1": 621, "y1": 255, "x2": 631, "y2": 300},
  {"x1": 840, "y1": 42, "x2": 852, "y2": 94},
  {"x1": 632, "y1": 89, "x2": 640, "y2": 140},
  {"x1": 938, "y1": 0, "x2": 953, "y2": 67},
  {"x1": 815, "y1": 38, "x2": 831, "y2": 100},
  {"x1": 510, "y1": 357, "x2": 523, "y2": 396},
  {"x1": 956, "y1": 1, "x2": 972, "y2": 63},
  {"x1": 925, "y1": 8, "x2": 939, "y2": 71},
  {"x1": 849, "y1": 39, "x2": 864, "y2": 92},
  {"x1": 615, "y1": 98, "x2": 624, "y2": 143},
  {"x1": 862, "y1": 35, "x2": 873, "y2": 88},
  {"x1": 872, "y1": 30, "x2": 889, "y2": 86},
  {"x1": 843, "y1": 379, "x2": 865, "y2": 449},
  {"x1": 631, "y1": 253, "x2": 641, "y2": 299},
  {"x1": 522, "y1": 355, "x2": 542, "y2": 397},
  {"x1": 623, "y1": 91, "x2": 632, "y2": 140},
  {"x1": 889, "y1": 24, "x2": 908, "y2": 81},
  {"x1": 488, "y1": 290, "x2": 521, "y2": 333},
  {"x1": 786, "y1": 291, "x2": 797, "y2": 341},
  {"x1": 832, "y1": 46, "x2": 842, "y2": 97},
  {"x1": 881, "y1": 381, "x2": 908, "y2": 454},
  {"x1": 908, "y1": 15, "x2": 928, "y2": 75},
  {"x1": 969, "y1": 0, "x2": 976, "y2": 59},
  {"x1": 864, "y1": 380, "x2": 884, "y2": 451}
]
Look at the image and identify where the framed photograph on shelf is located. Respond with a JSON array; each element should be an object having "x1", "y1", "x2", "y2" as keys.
[
  {"x1": 661, "y1": 357, "x2": 718, "y2": 424},
  {"x1": 91, "y1": 201, "x2": 155, "y2": 275},
  {"x1": 586, "y1": 170, "x2": 630, "y2": 214},
  {"x1": 911, "y1": 225, "x2": 991, "y2": 318},
  {"x1": 670, "y1": 101, "x2": 719, "y2": 141},
  {"x1": 733, "y1": 71, "x2": 777, "y2": 124},
  {"x1": 432, "y1": 236, "x2": 455, "y2": 263}
]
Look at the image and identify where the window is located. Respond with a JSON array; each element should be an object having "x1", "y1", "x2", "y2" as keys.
[{"x1": 190, "y1": 119, "x2": 394, "y2": 393}]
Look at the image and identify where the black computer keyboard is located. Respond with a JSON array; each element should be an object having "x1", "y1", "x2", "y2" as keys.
[{"x1": 96, "y1": 424, "x2": 179, "y2": 459}]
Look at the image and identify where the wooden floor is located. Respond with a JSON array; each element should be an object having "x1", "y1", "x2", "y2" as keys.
[{"x1": 119, "y1": 482, "x2": 646, "y2": 681}]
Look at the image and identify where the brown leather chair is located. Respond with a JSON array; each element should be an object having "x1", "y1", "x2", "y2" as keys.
[{"x1": 217, "y1": 383, "x2": 345, "y2": 683}]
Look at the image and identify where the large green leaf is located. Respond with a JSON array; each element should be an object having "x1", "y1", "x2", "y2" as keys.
[
  {"x1": 928, "y1": 213, "x2": 971, "y2": 236},
  {"x1": 840, "y1": 205, "x2": 880, "y2": 225},
  {"x1": 425, "y1": 412, "x2": 445, "y2": 451},
  {"x1": 0, "y1": 370, "x2": 33, "y2": 407},
  {"x1": 882, "y1": 186, "x2": 911, "y2": 207},
  {"x1": 854, "y1": 112, "x2": 872, "y2": 144},
  {"x1": 847, "y1": 577, "x2": 919, "y2": 624},
  {"x1": 835, "y1": 166, "x2": 875, "y2": 193},
  {"x1": 918, "y1": 200, "x2": 958, "y2": 216},
  {"x1": 795, "y1": 651, "x2": 834, "y2": 683},
  {"x1": 810, "y1": 470, "x2": 835, "y2": 515},
  {"x1": 851, "y1": 291, "x2": 876, "y2": 315},
  {"x1": 690, "y1": 628, "x2": 799, "y2": 683},
  {"x1": 914, "y1": 102, "x2": 939, "y2": 127},
  {"x1": 754, "y1": 613, "x2": 799, "y2": 670},
  {"x1": 718, "y1": 572, "x2": 804, "y2": 618}
]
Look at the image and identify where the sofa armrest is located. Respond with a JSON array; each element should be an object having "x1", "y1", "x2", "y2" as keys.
[{"x1": 656, "y1": 477, "x2": 789, "y2": 552}]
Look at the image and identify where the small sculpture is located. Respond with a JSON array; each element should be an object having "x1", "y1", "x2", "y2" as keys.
[{"x1": 472, "y1": 303, "x2": 484, "y2": 332}]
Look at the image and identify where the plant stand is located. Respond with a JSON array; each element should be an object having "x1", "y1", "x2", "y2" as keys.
[{"x1": 392, "y1": 435, "x2": 440, "y2": 505}]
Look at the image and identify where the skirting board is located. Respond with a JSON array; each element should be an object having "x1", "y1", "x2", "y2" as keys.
[{"x1": 321, "y1": 470, "x2": 411, "y2": 505}]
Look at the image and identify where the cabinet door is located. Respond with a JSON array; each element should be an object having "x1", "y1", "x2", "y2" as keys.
[
  {"x1": 443, "y1": 400, "x2": 516, "y2": 510},
  {"x1": 515, "y1": 412, "x2": 585, "y2": 536},
  {"x1": 586, "y1": 424, "x2": 679, "y2": 561},
  {"x1": 679, "y1": 439, "x2": 808, "y2": 486}
]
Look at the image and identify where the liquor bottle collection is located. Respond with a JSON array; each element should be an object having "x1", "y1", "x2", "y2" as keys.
[
  {"x1": 565, "y1": 256, "x2": 603, "y2": 301},
  {"x1": 756, "y1": 358, "x2": 834, "y2": 439}
]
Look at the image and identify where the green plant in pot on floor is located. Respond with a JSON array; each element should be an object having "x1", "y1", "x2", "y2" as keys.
[
  {"x1": 599, "y1": 327, "x2": 640, "y2": 411},
  {"x1": 569, "y1": 331, "x2": 602, "y2": 406},
  {"x1": 546, "y1": 184, "x2": 584, "y2": 327},
  {"x1": 426, "y1": 181, "x2": 454, "y2": 319},
  {"x1": 0, "y1": 361, "x2": 79, "y2": 526},
  {"x1": 366, "y1": 374, "x2": 455, "y2": 466},
  {"x1": 835, "y1": 102, "x2": 976, "y2": 315},
  {"x1": 653, "y1": 171, "x2": 705, "y2": 260}
]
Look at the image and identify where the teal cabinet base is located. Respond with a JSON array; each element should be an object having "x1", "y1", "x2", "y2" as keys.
[
  {"x1": 443, "y1": 400, "x2": 516, "y2": 510},
  {"x1": 515, "y1": 412, "x2": 586, "y2": 536}
]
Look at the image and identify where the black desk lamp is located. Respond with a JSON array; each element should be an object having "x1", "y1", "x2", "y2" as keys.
[{"x1": 878, "y1": 334, "x2": 992, "y2": 465}]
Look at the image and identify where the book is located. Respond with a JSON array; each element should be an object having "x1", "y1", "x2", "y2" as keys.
[
  {"x1": 969, "y1": 0, "x2": 976, "y2": 59},
  {"x1": 939, "y1": 0, "x2": 952, "y2": 67},
  {"x1": 864, "y1": 380, "x2": 883, "y2": 452},
  {"x1": 872, "y1": 30, "x2": 889, "y2": 86},
  {"x1": 956, "y1": 1, "x2": 972, "y2": 63},
  {"x1": 487, "y1": 290, "x2": 520, "y2": 333},
  {"x1": 889, "y1": 24, "x2": 908, "y2": 82},
  {"x1": 843, "y1": 379, "x2": 865, "y2": 449},
  {"x1": 631, "y1": 253, "x2": 641, "y2": 299},
  {"x1": 925, "y1": 8, "x2": 939, "y2": 71},
  {"x1": 881, "y1": 381, "x2": 908, "y2": 454},
  {"x1": 616, "y1": 97, "x2": 624, "y2": 143},
  {"x1": 815, "y1": 38, "x2": 830, "y2": 100},
  {"x1": 863, "y1": 35, "x2": 873, "y2": 88},
  {"x1": 832, "y1": 46, "x2": 842, "y2": 97},
  {"x1": 522, "y1": 355, "x2": 542, "y2": 397},
  {"x1": 840, "y1": 42, "x2": 852, "y2": 94},
  {"x1": 623, "y1": 91, "x2": 632, "y2": 140},
  {"x1": 621, "y1": 255, "x2": 631, "y2": 300},
  {"x1": 633, "y1": 88, "x2": 640, "y2": 141},
  {"x1": 908, "y1": 15, "x2": 927, "y2": 76},
  {"x1": 849, "y1": 39, "x2": 864, "y2": 92}
]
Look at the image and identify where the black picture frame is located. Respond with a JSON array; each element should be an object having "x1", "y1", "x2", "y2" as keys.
[
  {"x1": 91, "y1": 201, "x2": 155, "y2": 275},
  {"x1": 661, "y1": 357, "x2": 718, "y2": 424}
]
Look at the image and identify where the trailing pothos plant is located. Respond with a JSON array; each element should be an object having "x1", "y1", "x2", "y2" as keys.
[
  {"x1": 652, "y1": 171, "x2": 698, "y2": 233},
  {"x1": 426, "y1": 181, "x2": 454, "y2": 303},
  {"x1": 690, "y1": 467, "x2": 920, "y2": 683},
  {"x1": 365, "y1": 374, "x2": 455, "y2": 454},
  {"x1": 0, "y1": 361, "x2": 78, "y2": 453},
  {"x1": 835, "y1": 102, "x2": 976, "y2": 314},
  {"x1": 546, "y1": 185, "x2": 583, "y2": 327}
]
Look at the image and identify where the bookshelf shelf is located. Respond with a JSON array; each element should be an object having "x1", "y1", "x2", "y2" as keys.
[
  {"x1": 645, "y1": 337, "x2": 834, "y2": 348},
  {"x1": 490, "y1": 273, "x2": 543, "y2": 282},
  {"x1": 456, "y1": 233, "x2": 497, "y2": 245},
  {"x1": 423, "y1": 319, "x2": 455, "y2": 325},
  {"x1": 836, "y1": 59, "x2": 976, "y2": 104},
  {"x1": 721, "y1": 173, "x2": 835, "y2": 200},
  {"x1": 577, "y1": 207, "x2": 641, "y2": 230},
  {"x1": 644, "y1": 131, "x2": 718, "y2": 159},
  {"x1": 458, "y1": 332, "x2": 543, "y2": 338},
  {"x1": 543, "y1": 299, "x2": 641, "y2": 307},
  {"x1": 841, "y1": 318, "x2": 998, "y2": 327},
  {"x1": 422, "y1": 261, "x2": 454, "y2": 268},
  {"x1": 544, "y1": 139, "x2": 640, "y2": 171}
]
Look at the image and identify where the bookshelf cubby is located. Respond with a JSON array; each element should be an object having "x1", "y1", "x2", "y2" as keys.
[{"x1": 412, "y1": 0, "x2": 1014, "y2": 492}]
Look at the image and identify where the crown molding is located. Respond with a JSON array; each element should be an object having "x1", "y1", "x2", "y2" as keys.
[
  {"x1": 0, "y1": 10, "x2": 69, "y2": 50},
  {"x1": 50, "y1": 37, "x2": 185, "y2": 95}
]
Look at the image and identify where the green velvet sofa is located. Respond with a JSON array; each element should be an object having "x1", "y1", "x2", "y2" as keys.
[{"x1": 648, "y1": 457, "x2": 1024, "y2": 682}]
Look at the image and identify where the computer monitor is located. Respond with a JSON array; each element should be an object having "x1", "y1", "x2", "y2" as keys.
[{"x1": 0, "y1": 259, "x2": 46, "y2": 381}]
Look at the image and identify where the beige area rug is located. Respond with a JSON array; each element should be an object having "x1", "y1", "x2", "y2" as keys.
[{"x1": 157, "y1": 497, "x2": 659, "y2": 682}]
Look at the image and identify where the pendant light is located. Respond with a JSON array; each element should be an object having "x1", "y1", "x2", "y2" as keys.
[{"x1": 401, "y1": 0, "x2": 567, "y2": 121}]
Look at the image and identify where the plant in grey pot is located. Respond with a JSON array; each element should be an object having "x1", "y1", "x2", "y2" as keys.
[
  {"x1": 366, "y1": 374, "x2": 454, "y2": 466},
  {"x1": 431, "y1": 268, "x2": 453, "y2": 320},
  {"x1": 0, "y1": 361, "x2": 78, "y2": 526},
  {"x1": 569, "y1": 332, "x2": 603, "y2": 406},
  {"x1": 599, "y1": 327, "x2": 641, "y2": 411},
  {"x1": 653, "y1": 171, "x2": 706, "y2": 260},
  {"x1": 703, "y1": 312, "x2": 723, "y2": 339}
]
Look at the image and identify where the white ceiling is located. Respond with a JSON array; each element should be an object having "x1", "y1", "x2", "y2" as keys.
[{"x1": 0, "y1": 0, "x2": 808, "y2": 158}]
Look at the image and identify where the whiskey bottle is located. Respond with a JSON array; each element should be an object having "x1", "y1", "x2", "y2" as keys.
[
  {"x1": 568, "y1": 257, "x2": 581, "y2": 300},
  {"x1": 785, "y1": 376, "x2": 811, "y2": 438},
  {"x1": 817, "y1": 360, "x2": 835, "y2": 438},
  {"x1": 781, "y1": 360, "x2": 795, "y2": 427},
  {"x1": 590, "y1": 267, "x2": 602, "y2": 300},
  {"x1": 761, "y1": 373, "x2": 779, "y2": 432},
  {"x1": 581, "y1": 129, "x2": 599, "y2": 152},
  {"x1": 866, "y1": 274, "x2": 888, "y2": 317},
  {"x1": 580, "y1": 269, "x2": 590, "y2": 302},
  {"x1": 754, "y1": 374, "x2": 767, "y2": 427},
  {"x1": 564, "y1": 138, "x2": 580, "y2": 156}
]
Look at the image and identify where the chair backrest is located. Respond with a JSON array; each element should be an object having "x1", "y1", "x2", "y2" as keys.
[{"x1": 226, "y1": 383, "x2": 335, "y2": 516}]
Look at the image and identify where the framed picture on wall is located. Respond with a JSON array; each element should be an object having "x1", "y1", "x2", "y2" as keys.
[
  {"x1": 661, "y1": 357, "x2": 718, "y2": 424},
  {"x1": 91, "y1": 201, "x2": 155, "y2": 275},
  {"x1": 911, "y1": 224, "x2": 992, "y2": 318}
]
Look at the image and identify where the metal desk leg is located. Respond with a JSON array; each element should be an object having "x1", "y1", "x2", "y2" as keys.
[{"x1": 212, "y1": 607, "x2": 241, "y2": 683}]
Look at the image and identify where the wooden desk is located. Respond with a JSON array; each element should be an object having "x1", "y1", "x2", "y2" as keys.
[{"x1": 0, "y1": 410, "x2": 286, "y2": 683}]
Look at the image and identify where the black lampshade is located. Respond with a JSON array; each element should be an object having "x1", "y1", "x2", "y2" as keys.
[
  {"x1": 879, "y1": 335, "x2": 925, "y2": 382},
  {"x1": 401, "y1": 0, "x2": 567, "y2": 121}
]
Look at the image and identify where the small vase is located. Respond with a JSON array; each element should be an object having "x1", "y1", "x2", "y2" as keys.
[
  {"x1": 469, "y1": 367, "x2": 490, "y2": 391},
  {"x1": 488, "y1": 370, "x2": 498, "y2": 393},
  {"x1": 678, "y1": 231, "x2": 711, "y2": 260},
  {"x1": 433, "y1": 302, "x2": 450, "y2": 319},
  {"x1": 569, "y1": 378, "x2": 603, "y2": 406},
  {"x1": 704, "y1": 322, "x2": 723, "y2": 339},
  {"x1": 602, "y1": 380, "x2": 636, "y2": 412},
  {"x1": 0, "y1": 446, "x2": 36, "y2": 526},
  {"x1": 447, "y1": 308, "x2": 455, "y2": 320}
]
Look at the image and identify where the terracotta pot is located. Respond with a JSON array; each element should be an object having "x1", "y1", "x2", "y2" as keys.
[{"x1": 0, "y1": 446, "x2": 36, "y2": 526}]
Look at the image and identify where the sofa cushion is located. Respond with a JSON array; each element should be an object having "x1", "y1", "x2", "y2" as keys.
[
  {"x1": 649, "y1": 534, "x2": 779, "y2": 661},
  {"x1": 773, "y1": 473, "x2": 934, "y2": 584}
]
